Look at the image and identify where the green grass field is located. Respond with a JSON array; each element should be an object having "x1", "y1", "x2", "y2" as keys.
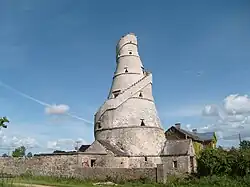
[{"x1": 1, "y1": 175, "x2": 250, "y2": 187}]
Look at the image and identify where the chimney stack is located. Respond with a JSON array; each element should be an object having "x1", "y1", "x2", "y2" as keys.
[
  {"x1": 192, "y1": 129, "x2": 197, "y2": 133},
  {"x1": 175, "y1": 123, "x2": 181, "y2": 129}
]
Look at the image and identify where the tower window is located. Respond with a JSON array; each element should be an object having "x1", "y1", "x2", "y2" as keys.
[
  {"x1": 124, "y1": 67, "x2": 128, "y2": 73},
  {"x1": 98, "y1": 123, "x2": 102, "y2": 129},
  {"x1": 139, "y1": 92, "x2": 143, "y2": 97},
  {"x1": 129, "y1": 51, "x2": 132, "y2": 55},
  {"x1": 140, "y1": 119, "x2": 145, "y2": 126},
  {"x1": 112, "y1": 90, "x2": 121, "y2": 98},
  {"x1": 144, "y1": 157, "x2": 147, "y2": 162},
  {"x1": 96, "y1": 121, "x2": 102, "y2": 129}
]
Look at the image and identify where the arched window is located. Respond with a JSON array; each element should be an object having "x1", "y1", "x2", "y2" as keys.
[{"x1": 124, "y1": 67, "x2": 128, "y2": 73}]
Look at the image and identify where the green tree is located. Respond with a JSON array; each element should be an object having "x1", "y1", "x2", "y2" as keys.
[
  {"x1": 12, "y1": 146, "x2": 26, "y2": 157},
  {"x1": 0, "y1": 116, "x2": 9, "y2": 128},
  {"x1": 240, "y1": 140, "x2": 250, "y2": 150},
  {"x1": 2, "y1": 153, "x2": 8, "y2": 157},
  {"x1": 26, "y1": 152, "x2": 33, "y2": 158}
]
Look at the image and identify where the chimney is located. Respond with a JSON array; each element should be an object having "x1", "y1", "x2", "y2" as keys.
[
  {"x1": 192, "y1": 129, "x2": 197, "y2": 133},
  {"x1": 175, "y1": 123, "x2": 181, "y2": 129}
]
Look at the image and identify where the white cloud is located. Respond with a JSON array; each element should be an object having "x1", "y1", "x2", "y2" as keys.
[
  {"x1": 202, "y1": 104, "x2": 219, "y2": 116},
  {"x1": 0, "y1": 129, "x2": 39, "y2": 150},
  {"x1": 45, "y1": 104, "x2": 70, "y2": 115},
  {"x1": 0, "y1": 130, "x2": 8, "y2": 145},
  {"x1": 224, "y1": 94, "x2": 250, "y2": 115},
  {"x1": 200, "y1": 94, "x2": 250, "y2": 145},
  {"x1": 47, "y1": 138, "x2": 88, "y2": 151},
  {"x1": 10, "y1": 136, "x2": 39, "y2": 149}
]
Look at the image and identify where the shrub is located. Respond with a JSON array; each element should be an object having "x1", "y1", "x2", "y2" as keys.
[{"x1": 197, "y1": 146, "x2": 250, "y2": 177}]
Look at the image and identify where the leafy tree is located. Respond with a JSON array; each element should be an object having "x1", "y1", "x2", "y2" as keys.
[
  {"x1": 197, "y1": 145, "x2": 250, "y2": 177},
  {"x1": 12, "y1": 146, "x2": 26, "y2": 157},
  {"x1": 0, "y1": 116, "x2": 9, "y2": 129},
  {"x1": 26, "y1": 152, "x2": 33, "y2": 158},
  {"x1": 240, "y1": 140, "x2": 250, "y2": 150},
  {"x1": 2, "y1": 153, "x2": 8, "y2": 157},
  {"x1": 197, "y1": 148, "x2": 232, "y2": 176}
]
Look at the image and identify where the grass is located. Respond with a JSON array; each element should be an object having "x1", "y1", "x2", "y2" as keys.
[{"x1": 1, "y1": 175, "x2": 250, "y2": 187}]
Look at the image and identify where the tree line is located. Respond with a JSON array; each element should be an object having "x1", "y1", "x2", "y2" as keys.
[{"x1": 197, "y1": 140, "x2": 250, "y2": 177}]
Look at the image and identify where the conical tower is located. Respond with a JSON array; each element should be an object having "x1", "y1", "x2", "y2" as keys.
[{"x1": 94, "y1": 33, "x2": 165, "y2": 156}]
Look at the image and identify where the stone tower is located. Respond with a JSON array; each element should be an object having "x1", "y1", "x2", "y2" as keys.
[{"x1": 94, "y1": 33, "x2": 166, "y2": 156}]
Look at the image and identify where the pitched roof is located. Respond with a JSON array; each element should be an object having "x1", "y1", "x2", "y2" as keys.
[
  {"x1": 98, "y1": 140, "x2": 129, "y2": 156},
  {"x1": 166, "y1": 126, "x2": 215, "y2": 142},
  {"x1": 83, "y1": 140, "x2": 108, "y2": 154},
  {"x1": 161, "y1": 139, "x2": 192, "y2": 156},
  {"x1": 80, "y1": 140, "x2": 129, "y2": 156},
  {"x1": 195, "y1": 132, "x2": 215, "y2": 141}
]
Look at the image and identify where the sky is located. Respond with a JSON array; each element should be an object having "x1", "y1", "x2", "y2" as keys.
[{"x1": 0, "y1": 0, "x2": 250, "y2": 154}]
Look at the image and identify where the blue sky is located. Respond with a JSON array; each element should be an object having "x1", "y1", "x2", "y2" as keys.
[{"x1": 0, "y1": 0, "x2": 250, "y2": 154}]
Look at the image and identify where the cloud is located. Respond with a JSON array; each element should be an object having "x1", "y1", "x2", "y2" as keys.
[
  {"x1": 47, "y1": 138, "x2": 88, "y2": 151},
  {"x1": 0, "y1": 129, "x2": 39, "y2": 149},
  {"x1": 45, "y1": 104, "x2": 69, "y2": 115},
  {"x1": 202, "y1": 105, "x2": 219, "y2": 116},
  {"x1": 224, "y1": 94, "x2": 250, "y2": 115},
  {"x1": 200, "y1": 94, "x2": 250, "y2": 144},
  {"x1": 10, "y1": 136, "x2": 39, "y2": 149}
]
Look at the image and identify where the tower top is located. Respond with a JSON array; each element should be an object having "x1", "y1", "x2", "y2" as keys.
[{"x1": 116, "y1": 33, "x2": 138, "y2": 54}]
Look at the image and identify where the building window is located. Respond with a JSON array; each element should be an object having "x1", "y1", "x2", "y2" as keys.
[
  {"x1": 112, "y1": 90, "x2": 121, "y2": 98},
  {"x1": 139, "y1": 92, "x2": 143, "y2": 97},
  {"x1": 96, "y1": 121, "x2": 102, "y2": 129},
  {"x1": 144, "y1": 157, "x2": 147, "y2": 162},
  {"x1": 124, "y1": 67, "x2": 128, "y2": 73},
  {"x1": 140, "y1": 119, "x2": 145, "y2": 126},
  {"x1": 91, "y1": 159, "x2": 96, "y2": 167},
  {"x1": 173, "y1": 161, "x2": 177, "y2": 169},
  {"x1": 129, "y1": 51, "x2": 132, "y2": 55}
]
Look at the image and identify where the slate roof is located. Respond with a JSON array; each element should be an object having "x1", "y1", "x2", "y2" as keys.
[
  {"x1": 161, "y1": 139, "x2": 192, "y2": 156},
  {"x1": 166, "y1": 126, "x2": 215, "y2": 142},
  {"x1": 195, "y1": 132, "x2": 215, "y2": 141},
  {"x1": 79, "y1": 145, "x2": 91, "y2": 152}
]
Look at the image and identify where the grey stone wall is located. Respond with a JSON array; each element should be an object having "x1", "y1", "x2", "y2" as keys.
[
  {"x1": 0, "y1": 154, "x2": 194, "y2": 183},
  {"x1": 0, "y1": 155, "x2": 157, "y2": 182},
  {"x1": 161, "y1": 156, "x2": 192, "y2": 174}
]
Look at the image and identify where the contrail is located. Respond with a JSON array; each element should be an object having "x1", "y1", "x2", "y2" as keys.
[
  {"x1": 0, "y1": 81, "x2": 93, "y2": 124},
  {"x1": 0, "y1": 81, "x2": 50, "y2": 107}
]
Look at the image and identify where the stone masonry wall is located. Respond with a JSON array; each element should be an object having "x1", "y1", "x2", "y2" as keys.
[
  {"x1": 0, "y1": 155, "x2": 157, "y2": 182},
  {"x1": 161, "y1": 156, "x2": 192, "y2": 174}
]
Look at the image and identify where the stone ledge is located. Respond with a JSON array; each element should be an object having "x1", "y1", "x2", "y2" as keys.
[{"x1": 95, "y1": 125, "x2": 164, "y2": 132}]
